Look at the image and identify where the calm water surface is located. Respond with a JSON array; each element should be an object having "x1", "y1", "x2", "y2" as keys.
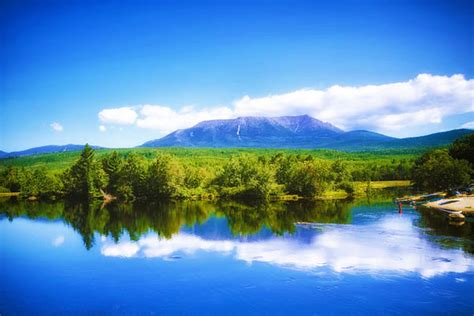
[{"x1": 1, "y1": 197, "x2": 473, "y2": 315}]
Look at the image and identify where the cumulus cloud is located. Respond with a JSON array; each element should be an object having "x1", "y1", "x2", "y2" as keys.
[
  {"x1": 102, "y1": 242, "x2": 139, "y2": 257},
  {"x1": 50, "y1": 122, "x2": 63, "y2": 132},
  {"x1": 99, "y1": 125, "x2": 107, "y2": 132},
  {"x1": 135, "y1": 105, "x2": 234, "y2": 133},
  {"x1": 97, "y1": 74, "x2": 473, "y2": 136},
  {"x1": 233, "y1": 73, "x2": 473, "y2": 132},
  {"x1": 98, "y1": 106, "x2": 138, "y2": 125},
  {"x1": 100, "y1": 215, "x2": 473, "y2": 278},
  {"x1": 461, "y1": 121, "x2": 474, "y2": 129}
]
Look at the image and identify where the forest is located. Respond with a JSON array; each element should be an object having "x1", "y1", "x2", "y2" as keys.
[{"x1": 0, "y1": 135, "x2": 472, "y2": 202}]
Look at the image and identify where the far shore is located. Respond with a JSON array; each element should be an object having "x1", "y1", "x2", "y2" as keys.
[
  {"x1": 0, "y1": 180, "x2": 412, "y2": 202},
  {"x1": 0, "y1": 192, "x2": 20, "y2": 197}
]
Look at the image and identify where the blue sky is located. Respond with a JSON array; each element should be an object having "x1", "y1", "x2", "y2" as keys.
[{"x1": 1, "y1": 0, "x2": 473, "y2": 151}]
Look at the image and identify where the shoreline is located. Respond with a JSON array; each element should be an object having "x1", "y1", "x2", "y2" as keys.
[{"x1": 0, "y1": 180, "x2": 412, "y2": 203}]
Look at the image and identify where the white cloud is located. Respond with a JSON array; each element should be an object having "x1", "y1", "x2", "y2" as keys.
[
  {"x1": 101, "y1": 234, "x2": 234, "y2": 258},
  {"x1": 52, "y1": 235, "x2": 65, "y2": 247},
  {"x1": 100, "y1": 215, "x2": 473, "y2": 278},
  {"x1": 50, "y1": 122, "x2": 63, "y2": 132},
  {"x1": 102, "y1": 242, "x2": 139, "y2": 257},
  {"x1": 357, "y1": 108, "x2": 444, "y2": 132},
  {"x1": 98, "y1": 107, "x2": 137, "y2": 125},
  {"x1": 461, "y1": 121, "x2": 474, "y2": 129},
  {"x1": 97, "y1": 74, "x2": 474, "y2": 136},
  {"x1": 99, "y1": 125, "x2": 107, "y2": 132},
  {"x1": 232, "y1": 73, "x2": 473, "y2": 133},
  {"x1": 135, "y1": 104, "x2": 234, "y2": 134}
]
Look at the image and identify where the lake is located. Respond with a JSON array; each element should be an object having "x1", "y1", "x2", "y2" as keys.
[{"x1": 1, "y1": 196, "x2": 473, "y2": 315}]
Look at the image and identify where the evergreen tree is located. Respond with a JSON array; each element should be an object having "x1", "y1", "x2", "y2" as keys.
[
  {"x1": 101, "y1": 151, "x2": 123, "y2": 196},
  {"x1": 117, "y1": 153, "x2": 147, "y2": 201},
  {"x1": 62, "y1": 144, "x2": 108, "y2": 199}
]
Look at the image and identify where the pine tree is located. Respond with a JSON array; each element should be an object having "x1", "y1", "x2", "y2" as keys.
[{"x1": 62, "y1": 144, "x2": 108, "y2": 200}]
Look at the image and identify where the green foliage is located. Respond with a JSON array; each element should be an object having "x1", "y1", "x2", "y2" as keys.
[
  {"x1": 0, "y1": 144, "x2": 418, "y2": 201},
  {"x1": 16, "y1": 168, "x2": 62, "y2": 199},
  {"x1": 183, "y1": 165, "x2": 205, "y2": 189},
  {"x1": 337, "y1": 181, "x2": 355, "y2": 197},
  {"x1": 350, "y1": 159, "x2": 413, "y2": 181},
  {"x1": 449, "y1": 134, "x2": 474, "y2": 166},
  {"x1": 0, "y1": 198, "x2": 356, "y2": 249},
  {"x1": 146, "y1": 154, "x2": 181, "y2": 199},
  {"x1": 412, "y1": 149, "x2": 471, "y2": 192},
  {"x1": 284, "y1": 159, "x2": 331, "y2": 197},
  {"x1": 0, "y1": 167, "x2": 22, "y2": 192},
  {"x1": 3, "y1": 137, "x2": 470, "y2": 201},
  {"x1": 0, "y1": 186, "x2": 10, "y2": 193},
  {"x1": 365, "y1": 179, "x2": 372, "y2": 196},
  {"x1": 0, "y1": 147, "x2": 420, "y2": 173},
  {"x1": 274, "y1": 154, "x2": 297, "y2": 185},
  {"x1": 117, "y1": 153, "x2": 147, "y2": 201},
  {"x1": 101, "y1": 151, "x2": 123, "y2": 196},
  {"x1": 213, "y1": 155, "x2": 276, "y2": 200},
  {"x1": 62, "y1": 144, "x2": 108, "y2": 199},
  {"x1": 331, "y1": 160, "x2": 352, "y2": 184}
]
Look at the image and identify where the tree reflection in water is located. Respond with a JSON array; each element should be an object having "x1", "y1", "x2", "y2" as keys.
[
  {"x1": 416, "y1": 207, "x2": 474, "y2": 254},
  {"x1": 1, "y1": 198, "x2": 352, "y2": 249},
  {"x1": 1, "y1": 195, "x2": 472, "y2": 254}
]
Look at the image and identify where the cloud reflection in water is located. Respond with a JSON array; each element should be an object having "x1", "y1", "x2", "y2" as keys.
[
  {"x1": 52, "y1": 235, "x2": 65, "y2": 247},
  {"x1": 100, "y1": 215, "x2": 473, "y2": 278}
]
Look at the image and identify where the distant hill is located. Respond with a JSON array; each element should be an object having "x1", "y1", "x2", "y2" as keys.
[
  {"x1": 141, "y1": 115, "x2": 473, "y2": 150},
  {"x1": 387, "y1": 129, "x2": 474, "y2": 148},
  {"x1": 0, "y1": 144, "x2": 104, "y2": 159}
]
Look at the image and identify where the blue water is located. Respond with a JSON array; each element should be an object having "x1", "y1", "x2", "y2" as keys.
[{"x1": 1, "y1": 199, "x2": 473, "y2": 315}]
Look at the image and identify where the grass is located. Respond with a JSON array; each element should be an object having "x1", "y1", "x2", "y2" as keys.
[
  {"x1": 0, "y1": 192, "x2": 20, "y2": 197},
  {"x1": 321, "y1": 180, "x2": 412, "y2": 199},
  {"x1": 354, "y1": 180, "x2": 411, "y2": 189}
]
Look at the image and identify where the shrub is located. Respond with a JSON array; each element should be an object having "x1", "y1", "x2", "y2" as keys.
[{"x1": 412, "y1": 149, "x2": 471, "y2": 192}]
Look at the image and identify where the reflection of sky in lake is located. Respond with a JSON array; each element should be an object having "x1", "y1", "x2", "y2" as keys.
[
  {"x1": 2, "y1": 202, "x2": 474, "y2": 314},
  {"x1": 101, "y1": 214, "x2": 473, "y2": 278}
]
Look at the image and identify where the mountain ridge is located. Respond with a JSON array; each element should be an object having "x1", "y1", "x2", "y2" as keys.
[
  {"x1": 0, "y1": 144, "x2": 104, "y2": 159},
  {"x1": 142, "y1": 115, "x2": 472, "y2": 150},
  {"x1": 1, "y1": 115, "x2": 472, "y2": 157}
]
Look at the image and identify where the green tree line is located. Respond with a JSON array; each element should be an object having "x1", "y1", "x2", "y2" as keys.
[
  {"x1": 0, "y1": 145, "x2": 359, "y2": 200},
  {"x1": 412, "y1": 134, "x2": 473, "y2": 192},
  {"x1": 1, "y1": 135, "x2": 472, "y2": 200}
]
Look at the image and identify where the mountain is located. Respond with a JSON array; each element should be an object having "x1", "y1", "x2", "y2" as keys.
[
  {"x1": 141, "y1": 115, "x2": 473, "y2": 150},
  {"x1": 2, "y1": 117, "x2": 472, "y2": 158},
  {"x1": 0, "y1": 144, "x2": 104, "y2": 159},
  {"x1": 387, "y1": 129, "x2": 474, "y2": 148},
  {"x1": 142, "y1": 115, "x2": 351, "y2": 148}
]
